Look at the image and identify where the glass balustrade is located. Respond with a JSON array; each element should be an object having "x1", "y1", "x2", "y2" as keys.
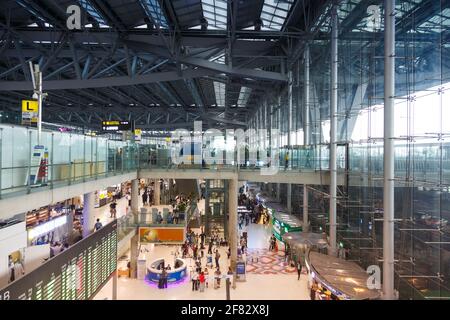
[{"x1": 0, "y1": 124, "x2": 348, "y2": 198}]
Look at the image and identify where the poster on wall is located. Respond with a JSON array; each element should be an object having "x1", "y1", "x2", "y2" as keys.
[
  {"x1": 25, "y1": 145, "x2": 48, "y2": 186},
  {"x1": 139, "y1": 227, "x2": 185, "y2": 244},
  {"x1": 8, "y1": 249, "x2": 25, "y2": 284}
]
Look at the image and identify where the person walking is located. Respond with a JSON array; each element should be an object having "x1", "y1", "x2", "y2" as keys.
[
  {"x1": 193, "y1": 244, "x2": 198, "y2": 260},
  {"x1": 94, "y1": 219, "x2": 102, "y2": 231},
  {"x1": 285, "y1": 244, "x2": 290, "y2": 263},
  {"x1": 200, "y1": 229, "x2": 206, "y2": 249},
  {"x1": 296, "y1": 260, "x2": 303, "y2": 280},
  {"x1": 208, "y1": 240, "x2": 213, "y2": 255},
  {"x1": 240, "y1": 237, "x2": 246, "y2": 255},
  {"x1": 214, "y1": 249, "x2": 221, "y2": 269}
]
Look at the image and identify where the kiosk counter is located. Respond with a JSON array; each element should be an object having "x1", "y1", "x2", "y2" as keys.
[{"x1": 146, "y1": 258, "x2": 187, "y2": 283}]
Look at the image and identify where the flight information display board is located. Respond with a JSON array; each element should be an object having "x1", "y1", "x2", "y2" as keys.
[
  {"x1": 101, "y1": 120, "x2": 133, "y2": 132},
  {"x1": 0, "y1": 221, "x2": 117, "y2": 300}
]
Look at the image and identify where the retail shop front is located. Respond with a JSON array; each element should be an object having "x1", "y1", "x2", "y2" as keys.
[
  {"x1": 271, "y1": 212, "x2": 302, "y2": 242},
  {"x1": 305, "y1": 251, "x2": 381, "y2": 300},
  {"x1": 95, "y1": 182, "x2": 128, "y2": 208}
]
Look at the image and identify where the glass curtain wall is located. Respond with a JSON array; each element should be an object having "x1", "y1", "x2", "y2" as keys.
[{"x1": 335, "y1": 0, "x2": 450, "y2": 299}]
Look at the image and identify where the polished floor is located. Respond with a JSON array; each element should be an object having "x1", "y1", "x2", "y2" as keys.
[{"x1": 95, "y1": 222, "x2": 310, "y2": 300}]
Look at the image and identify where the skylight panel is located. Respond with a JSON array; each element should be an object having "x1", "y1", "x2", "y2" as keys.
[
  {"x1": 213, "y1": 81, "x2": 226, "y2": 107},
  {"x1": 140, "y1": 0, "x2": 169, "y2": 29},
  {"x1": 201, "y1": 0, "x2": 228, "y2": 30},
  {"x1": 238, "y1": 87, "x2": 252, "y2": 108},
  {"x1": 78, "y1": 0, "x2": 109, "y2": 26},
  {"x1": 260, "y1": 0, "x2": 294, "y2": 31}
]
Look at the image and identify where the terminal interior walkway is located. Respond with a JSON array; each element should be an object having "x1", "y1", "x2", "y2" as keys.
[{"x1": 94, "y1": 222, "x2": 310, "y2": 300}]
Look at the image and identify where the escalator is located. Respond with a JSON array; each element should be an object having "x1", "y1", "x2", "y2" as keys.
[{"x1": 175, "y1": 179, "x2": 200, "y2": 199}]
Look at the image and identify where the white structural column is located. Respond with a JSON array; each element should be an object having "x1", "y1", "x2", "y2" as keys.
[
  {"x1": 303, "y1": 185, "x2": 309, "y2": 232},
  {"x1": 82, "y1": 191, "x2": 95, "y2": 237},
  {"x1": 131, "y1": 179, "x2": 139, "y2": 214},
  {"x1": 286, "y1": 184, "x2": 292, "y2": 213},
  {"x1": 228, "y1": 177, "x2": 238, "y2": 288},
  {"x1": 287, "y1": 70, "x2": 293, "y2": 213},
  {"x1": 383, "y1": 0, "x2": 396, "y2": 300},
  {"x1": 303, "y1": 44, "x2": 311, "y2": 231},
  {"x1": 154, "y1": 179, "x2": 161, "y2": 205},
  {"x1": 112, "y1": 271, "x2": 118, "y2": 300},
  {"x1": 329, "y1": 4, "x2": 338, "y2": 256}
]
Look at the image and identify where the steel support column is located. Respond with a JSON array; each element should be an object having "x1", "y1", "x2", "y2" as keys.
[
  {"x1": 304, "y1": 44, "x2": 311, "y2": 146},
  {"x1": 383, "y1": 0, "x2": 396, "y2": 300},
  {"x1": 329, "y1": 4, "x2": 338, "y2": 256},
  {"x1": 303, "y1": 43, "x2": 311, "y2": 230},
  {"x1": 228, "y1": 177, "x2": 238, "y2": 289}
]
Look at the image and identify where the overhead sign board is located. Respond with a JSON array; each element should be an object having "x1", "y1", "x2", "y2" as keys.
[
  {"x1": 134, "y1": 129, "x2": 142, "y2": 141},
  {"x1": 21, "y1": 100, "x2": 39, "y2": 127},
  {"x1": 101, "y1": 120, "x2": 133, "y2": 132}
]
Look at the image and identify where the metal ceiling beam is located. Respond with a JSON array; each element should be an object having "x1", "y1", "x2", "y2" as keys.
[
  {"x1": 0, "y1": 68, "x2": 218, "y2": 91},
  {"x1": 125, "y1": 40, "x2": 288, "y2": 82}
]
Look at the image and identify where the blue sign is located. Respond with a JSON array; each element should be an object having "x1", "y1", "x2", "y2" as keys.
[{"x1": 236, "y1": 262, "x2": 246, "y2": 275}]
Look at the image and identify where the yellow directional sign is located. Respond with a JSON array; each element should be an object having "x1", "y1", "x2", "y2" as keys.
[
  {"x1": 134, "y1": 129, "x2": 142, "y2": 141},
  {"x1": 21, "y1": 100, "x2": 39, "y2": 127},
  {"x1": 22, "y1": 100, "x2": 39, "y2": 113}
]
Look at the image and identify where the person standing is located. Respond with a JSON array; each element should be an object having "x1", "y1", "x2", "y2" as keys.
[
  {"x1": 214, "y1": 267, "x2": 221, "y2": 289},
  {"x1": 285, "y1": 244, "x2": 290, "y2": 263},
  {"x1": 161, "y1": 268, "x2": 168, "y2": 289},
  {"x1": 142, "y1": 191, "x2": 148, "y2": 206},
  {"x1": 204, "y1": 268, "x2": 210, "y2": 289},
  {"x1": 269, "y1": 235, "x2": 274, "y2": 251},
  {"x1": 284, "y1": 151, "x2": 289, "y2": 170},
  {"x1": 199, "y1": 271, "x2": 205, "y2": 292},
  {"x1": 192, "y1": 271, "x2": 199, "y2": 291},
  {"x1": 227, "y1": 267, "x2": 233, "y2": 280},
  {"x1": 200, "y1": 229, "x2": 206, "y2": 249},
  {"x1": 296, "y1": 260, "x2": 303, "y2": 280}
]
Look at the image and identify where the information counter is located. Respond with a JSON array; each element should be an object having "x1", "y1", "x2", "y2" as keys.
[{"x1": 146, "y1": 258, "x2": 187, "y2": 283}]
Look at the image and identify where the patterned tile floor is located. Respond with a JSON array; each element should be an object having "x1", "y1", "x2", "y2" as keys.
[{"x1": 245, "y1": 248, "x2": 297, "y2": 275}]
